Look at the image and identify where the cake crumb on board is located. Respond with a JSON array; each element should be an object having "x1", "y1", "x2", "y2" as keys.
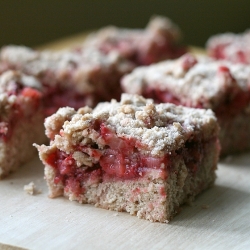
[{"x1": 23, "y1": 182, "x2": 41, "y2": 195}]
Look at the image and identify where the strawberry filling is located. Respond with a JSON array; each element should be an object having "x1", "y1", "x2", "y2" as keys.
[
  {"x1": 45, "y1": 150, "x2": 102, "y2": 196},
  {"x1": 99, "y1": 124, "x2": 168, "y2": 179}
]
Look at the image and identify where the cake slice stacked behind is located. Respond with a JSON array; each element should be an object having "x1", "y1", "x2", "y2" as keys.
[{"x1": 122, "y1": 54, "x2": 250, "y2": 155}]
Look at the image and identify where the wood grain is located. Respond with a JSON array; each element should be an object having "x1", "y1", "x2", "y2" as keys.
[{"x1": 0, "y1": 34, "x2": 250, "y2": 250}]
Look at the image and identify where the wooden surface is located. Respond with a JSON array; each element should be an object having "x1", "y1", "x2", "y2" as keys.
[
  {"x1": 0, "y1": 34, "x2": 250, "y2": 250},
  {"x1": 0, "y1": 154, "x2": 250, "y2": 250}
]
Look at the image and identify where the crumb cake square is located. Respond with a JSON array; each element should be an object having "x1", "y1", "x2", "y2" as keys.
[
  {"x1": 0, "y1": 71, "x2": 46, "y2": 178},
  {"x1": 0, "y1": 45, "x2": 134, "y2": 115},
  {"x1": 81, "y1": 15, "x2": 187, "y2": 66},
  {"x1": 206, "y1": 30, "x2": 250, "y2": 64},
  {"x1": 35, "y1": 94, "x2": 219, "y2": 223},
  {"x1": 121, "y1": 54, "x2": 250, "y2": 156}
]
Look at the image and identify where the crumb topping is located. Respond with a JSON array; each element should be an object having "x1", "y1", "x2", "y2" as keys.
[
  {"x1": 23, "y1": 182, "x2": 36, "y2": 195},
  {"x1": 0, "y1": 70, "x2": 42, "y2": 93},
  {"x1": 0, "y1": 71, "x2": 43, "y2": 122},
  {"x1": 44, "y1": 107, "x2": 77, "y2": 140},
  {"x1": 45, "y1": 94, "x2": 218, "y2": 156},
  {"x1": 23, "y1": 182, "x2": 41, "y2": 195},
  {"x1": 121, "y1": 54, "x2": 250, "y2": 109},
  {"x1": 0, "y1": 45, "x2": 134, "y2": 92},
  {"x1": 84, "y1": 15, "x2": 180, "y2": 47}
]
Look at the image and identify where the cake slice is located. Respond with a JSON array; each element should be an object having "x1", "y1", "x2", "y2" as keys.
[
  {"x1": 121, "y1": 54, "x2": 250, "y2": 156},
  {"x1": 0, "y1": 70, "x2": 46, "y2": 178},
  {"x1": 81, "y1": 15, "x2": 187, "y2": 66},
  {"x1": 35, "y1": 94, "x2": 219, "y2": 223},
  {"x1": 206, "y1": 30, "x2": 250, "y2": 64},
  {"x1": 0, "y1": 45, "x2": 135, "y2": 115}
]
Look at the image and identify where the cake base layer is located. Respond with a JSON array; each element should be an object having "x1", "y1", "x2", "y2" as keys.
[
  {"x1": 218, "y1": 110, "x2": 250, "y2": 156},
  {"x1": 0, "y1": 112, "x2": 46, "y2": 178}
]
